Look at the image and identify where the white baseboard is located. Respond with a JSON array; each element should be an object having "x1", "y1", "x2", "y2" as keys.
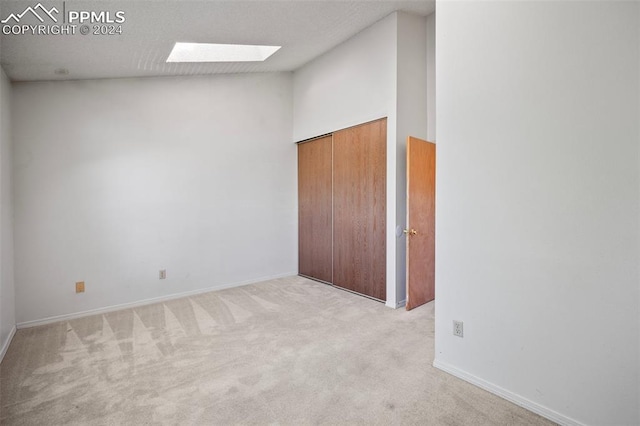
[
  {"x1": 433, "y1": 359, "x2": 584, "y2": 426},
  {"x1": 0, "y1": 325, "x2": 16, "y2": 363},
  {"x1": 17, "y1": 272, "x2": 296, "y2": 329},
  {"x1": 384, "y1": 299, "x2": 406, "y2": 309}
]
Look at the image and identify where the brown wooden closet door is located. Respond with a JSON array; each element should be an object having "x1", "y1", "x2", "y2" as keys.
[
  {"x1": 333, "y1": 118, "x2": 386, "y2": 300},
  {"x1": 298, "y1": 136, "x2": 333, "y2": 283}
]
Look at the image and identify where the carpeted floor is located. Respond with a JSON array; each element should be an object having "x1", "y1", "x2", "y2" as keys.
[{"x1": 1, "y1": 276, "x2": 554, "y2": 425}]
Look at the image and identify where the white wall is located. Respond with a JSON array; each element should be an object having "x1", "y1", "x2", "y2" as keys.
[
  {"x1": 293, "y1": 13, "x2": 400, "y2": 307},
  {"x1": 0, "y1": 67, "x2": 15, "y2": 358},
  {"x1": 435, "y1": 2, "x2": 639, "y2": 425},
  {"x1": 13, "y1": 73, "x2": 297, "y2": 325},
  {"x1": 292, "y1": 13, "x2": 397, "y2": 142},
  {"x1": 396, "y1": 12, "x2": 428, "y2": 304},
  {"x1": 426, "y1": 12, "x2": 435, "y2": 142}
]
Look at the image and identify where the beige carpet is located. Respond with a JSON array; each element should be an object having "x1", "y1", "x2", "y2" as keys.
[{"x1": 1, "y1": 276, "x2": 553, "y2": 425}]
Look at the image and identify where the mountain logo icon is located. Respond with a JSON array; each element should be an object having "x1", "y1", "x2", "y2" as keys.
[{"x1": 1, "y1": 3, "x2": 59, "y2": 24}]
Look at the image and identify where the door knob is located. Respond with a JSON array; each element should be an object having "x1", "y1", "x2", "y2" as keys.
[{"x1": 403, "y1": 229, "x2": 418, "y2": 236}]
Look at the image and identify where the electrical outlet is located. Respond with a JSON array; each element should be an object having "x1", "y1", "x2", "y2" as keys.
[
  {"x1": 75, "y1": 281, "x2": 85, "y2": 293},
  {"x1": 159, "y1": 269, "x2": 166, "y2": 280},
  {"x1": 453, "y1": 320, "x2": 464, "y2": 338}
]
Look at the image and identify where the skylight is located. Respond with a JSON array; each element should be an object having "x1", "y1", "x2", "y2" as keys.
[{"x1": 166, "y1": 42, "x2": 281, "y2": 63}]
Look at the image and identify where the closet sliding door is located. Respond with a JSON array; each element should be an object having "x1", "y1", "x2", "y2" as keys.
[
  {"x1": 333, "y1": 118, "x2": 386, "y2": 301},
  {"x1": 298, "y1": 136, "x2": 333, "y2": 283}
]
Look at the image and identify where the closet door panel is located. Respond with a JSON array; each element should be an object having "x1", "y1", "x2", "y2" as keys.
[
  {"x1": 333, "y1": 119, "x2": 386, "y2": 300},
  {"x1": 298, "y1": 136, "x2": 333, "y2": 283}
]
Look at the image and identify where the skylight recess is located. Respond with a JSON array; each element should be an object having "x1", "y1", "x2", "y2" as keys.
[{"x1": 166, "y1": 42, "x2": 281, "y2": 63}]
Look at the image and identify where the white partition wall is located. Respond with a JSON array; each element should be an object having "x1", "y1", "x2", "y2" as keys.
[{"x1": 434, "y1": 2, "x2": 640, "y2": 425}]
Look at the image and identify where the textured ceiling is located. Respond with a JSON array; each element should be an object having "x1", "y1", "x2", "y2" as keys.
[{"x1": 0, "y1": 0, "x2": 435, "y2": 82}]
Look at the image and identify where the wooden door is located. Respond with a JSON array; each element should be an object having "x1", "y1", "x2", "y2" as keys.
[
  {"x1": 298, "y1": 136, "x2": 333, "y2": 283},
  {"x1": 333, "y1": 119, "x2": 386, "y2": 301},
  {"x1": 406, "y1": 136, "x2": 436, "y2": 310}
]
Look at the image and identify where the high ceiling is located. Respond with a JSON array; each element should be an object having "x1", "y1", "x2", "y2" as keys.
[{"x1": 0, "y1": 0, "x2": 435, "y2": 82}]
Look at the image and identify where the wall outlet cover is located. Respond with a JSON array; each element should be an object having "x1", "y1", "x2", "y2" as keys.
[{"x1": 453, "y1": 320, "x2": 464, "y2": 337}]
